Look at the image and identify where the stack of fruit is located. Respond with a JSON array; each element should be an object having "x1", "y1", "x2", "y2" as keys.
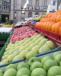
[
  {"x1": 0, "y1": 51, "x2": 61, "y2": 76},
  {"x1": 10, "y1": 26, "x2": 37, "y2": 43},
  {"x1": 35, "y1": 10, "x2": 61, "y2": 36},
  {"x1": 0, "y1": 33, "x2": 55, "y2": 65}
]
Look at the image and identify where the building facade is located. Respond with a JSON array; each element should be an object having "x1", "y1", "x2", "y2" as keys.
[
  {"x1": 0, "y1": 0, "x2": 60, "y2": 22},
  {"x1": 0, "y1": 0, "x2": 11, "y2": 22},
  {"x1": 10, "y1": 0, "x2": 50, "y2": 22}
]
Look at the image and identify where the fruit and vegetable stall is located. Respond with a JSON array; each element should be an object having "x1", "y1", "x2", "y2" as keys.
[{"x1": 0, "y1": 10, "x2": 61, "y2": 76}]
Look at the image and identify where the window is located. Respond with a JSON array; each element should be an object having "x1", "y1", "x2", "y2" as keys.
[
  {"x1": 2, "y1": 0, "x2": 11, "y2": 11},
  {"x1": 29, "y1": 0, "x2": 32, "y2": 6},
  {"x1": 0, "y1": 0, "x2": 2, "y2": 5},
  {"x1": 35, "y1": 0, "x2": 39, "y2": 7},
  {"x1": 35, "y1": 0, "x2": 40, "y2": 15}
]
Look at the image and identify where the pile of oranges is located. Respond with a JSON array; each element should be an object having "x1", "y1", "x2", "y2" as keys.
[{"x1": 35, "y1": 10, "x2": 61, "y2": 36}]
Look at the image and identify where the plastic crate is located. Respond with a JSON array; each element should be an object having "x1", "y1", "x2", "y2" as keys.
[
  {"x1": 0, "y1": 33, "x2": 10, "y2": 41},
  {"x1": 0, "y1": 32, "x2": 13, "y2": 59},
  {"x1": 0, "y1": 32, "x2": 10, "y2": 47}
]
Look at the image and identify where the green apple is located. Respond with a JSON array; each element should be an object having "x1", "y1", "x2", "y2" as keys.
[
  {"x1": 56, "y1": 75, "x2": 61, "y2": 76},
  {"x1": 21, "y1": 75, "x2": 29, "y2": 76},
  {"x1": 43, "y1": 59, "x2": 57, "y2": 70},
  {"x1": 53, "y1": 52, "x2": 61, "y2": 56},
  {"x1": 16, "y1": 68, "x2": 30, "y2": 76},
  {"x1": 31, "y1": 45, "x2": 40, "y2": 52},
  {"x1": 39, "y1": 44, "x2": 50, "y2": 54},
  {"x1": 12, "y1": 54, "x2": 24, "y2": 62},
  {"x1": 22, "y1": 37, "x2": 33, "y2": 44},
  {"x1": 38, "y1": 38, "x2": 48, "y2": 47},
  {"x1": 19, "y1": 50, "x2": 28, "y2": 57},
  {"x1": 34, "y1": 37, "x2": 43, "y2": 43},
  {"x1": 6, "y1": 64, "x2": 17, "y2": 70},
  {"x1": 45, "y1": 41, "x2": 55, "y2": 49},
  {"x1": 0, "y1": 70, "x2": 3, "y2": 76},
  {"x1": 31, "y1": 68, "x2": 46, "y2": 76},
  {"x1": 59, "y1": 61, "x2": 61, "y2": 66},
  {"x1": 48, "y1": 66, "x2": 61, "y2": 76},
  {"x1": 53, "y1": 53, "x2": 61, "y2": 63},
  {"x1": 41, "y1": 56, "x2": 52, "y2": 64},
  {"x1": 25, "y1": 50, "x2": 38, "y2": 60},
  {"x1": 30, "y1": 61, "x2": 42, "y2": 71},
  {"x1": 28, "y1": 57, "x2": 40, "y2": 65},
  {"x1": 24, "y1": 45, "x2": 33, "y2": 51},
  {"x1": 17, "y1": 62, "x2": 29, "y2": 70},
  {"x1": 4, "y1": 68, "x2": 17, "y2": 76},
  {"x1": 30, "y1": 35, "x2": 41, "y2": 42},
  {"x1": 33, "y1": 37, "x2": 46, "y2": 45},
  {"x1": 0, "y1": 59, "x2": 9, "y2": 65},
  {"x1": 6, "y1": 54, "x2": 14, "y2": 63},
  {"x1": 18, "y1": 46, "x2": 25, "y2": 51}
]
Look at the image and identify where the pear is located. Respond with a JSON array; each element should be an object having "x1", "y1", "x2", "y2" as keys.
[
  {"x1": 4, "y1": 68, "x2": 17, "y2": 76},
  {"x1": 16, "y1": 68, "x2": 30, "y2": 76},
  {"x1": 30, "y1": 61, "x2": 42, "y2": 71},
  {"x1": 6, "y1": 64, "x2": 17, "y2": 70},
  {"x1": 28, "y1": 57, "x2": 40, "y2": 65},
  {"x1": 48, "y1": 66, "x2": 61, "y2": 76},
  {"x1": 43, "y1": 59, "x2": 57, "y2": 70},
  {"x1": 31, "y1": 68, "x2": 46, "y2": 76},
  {"x1": 41, "y1": 56, "x2": 52, "y2": 64},
  {"x1": 17, "y1": 62, "x2": 29, "y2": 70},
  {"x1": 0, "y1": 70, "x2": 3, "y2": 76},
  {"x1": 53, "y1": 53, "x2": 61, "y2": 63},
  {"x1": 26, "y1": 50, "x2": 38, "y2": 60}
]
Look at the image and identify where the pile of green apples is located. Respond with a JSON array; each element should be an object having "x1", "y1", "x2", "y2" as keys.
[
  {"x1": 0, "y1": 51, "x2": 61, "y2": 76},
  {"x1": 0, "y1": 34, "x2": 55, "y2": 65}
]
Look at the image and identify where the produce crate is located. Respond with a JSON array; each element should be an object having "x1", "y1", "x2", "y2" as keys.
[
  {"x1": 0, "y1": 33, "x2": 10, "y2": 41},
  {"x1": 0, "y1": 32, "x2": 13, "y2": 59},
  {"x1": 0, "y1": 25, "x2": 60, "y2": 67},
  {"x1": 0, "y1": 33, "x2": 10, "y2": 47}
]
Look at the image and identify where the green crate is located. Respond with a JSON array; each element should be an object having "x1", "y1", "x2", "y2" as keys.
[
  {"x1": 0, "y1": 32, "x2": 13, "y2": 59},
  {"x1": 0, "y1": 33, "x2": 10, "y2": 41}
]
